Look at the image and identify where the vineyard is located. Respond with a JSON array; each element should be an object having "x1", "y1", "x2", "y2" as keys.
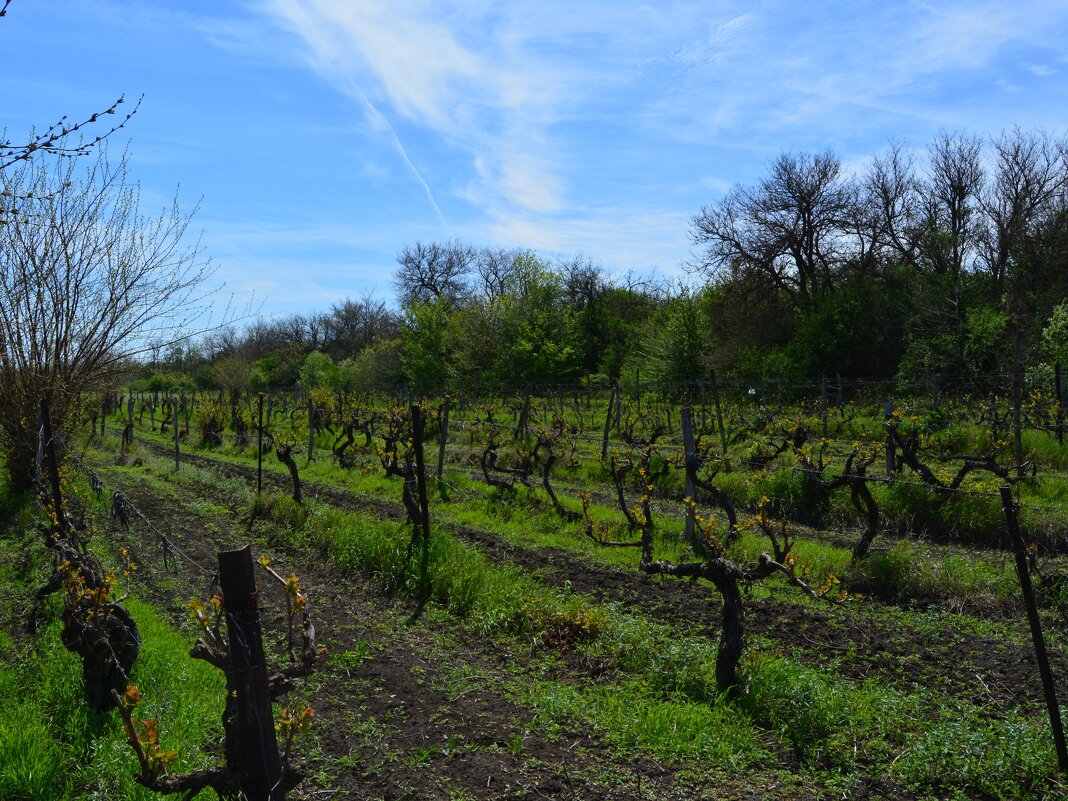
[{"x1": 6, "y1": 376, "x2": 1068, "y2": 800}]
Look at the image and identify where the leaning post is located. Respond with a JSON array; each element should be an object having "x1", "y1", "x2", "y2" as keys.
[{"x1": 1000, "y1": 486, "x2": 1068, "y2": 774}]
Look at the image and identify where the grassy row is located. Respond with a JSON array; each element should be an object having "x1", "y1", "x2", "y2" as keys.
[
  {"x1": 0, "y1": 493, "x2": 225, "y2": 800},
  {"x1": 102, "y1": 439, "x2": 1066, "y2": 799},
  {"x1": 133, "y1": 419, "x2": 1060, "y2": 622}
]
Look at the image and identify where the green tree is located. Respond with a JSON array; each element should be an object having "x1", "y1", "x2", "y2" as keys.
[
  {"x1": 298, "y1": 351, "x2": 337, "y2": 391},
  {"x1": 401, "y1": 298, "x2": 453, "y2": 390},
  {"x1": 1043, "y1": 302, "x2": 1068, "y2": 367},
  {"x1": 492, "y1": 254, "x2": 580, "y2": 386},
  {"x1": 642, "y1": 287, "x2": 713, "y2": 385}
]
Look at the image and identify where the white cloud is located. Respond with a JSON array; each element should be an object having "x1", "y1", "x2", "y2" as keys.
[
  {"x1": 1025, "y1": 63, "x2": 1057, "y2": 77},
  {"x1": 261, "y1": 0, "x2": 577, "y2": 218},
  {"x1": 241, "y1": 0, "x2": 1068, "y2": 280}
]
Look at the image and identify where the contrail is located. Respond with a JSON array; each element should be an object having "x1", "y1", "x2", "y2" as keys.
[{"x1": 353, "y1": 86, "x2": 447, "y2": 227}]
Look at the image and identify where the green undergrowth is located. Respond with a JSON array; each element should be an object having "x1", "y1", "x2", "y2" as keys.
[
  {"x1": 90, "y1": 441, "x2": 1068, "y2": 799},
  {"x1": 111, "y1": 434, "x2": 1053, "y2": 643},
  {"x1": 123, "y1": 424, "x2": 1049, "y2": 618},
  {"x1": 0, "y1": 497, "x2": 225, "y2": 801},
  {"x1": 515, "y1": 676, "x2": 766, "y2": 767}
]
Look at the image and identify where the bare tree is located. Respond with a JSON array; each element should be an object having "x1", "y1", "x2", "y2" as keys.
[
  {"x1": 473, "y1": 247, "x2": 519, "y2": 305},
  {"x1": 394, "y1": 239, "x2": 474, "y2": 306},
  {"x1": 560, "y1": 255, "x2": 609, "y2": 309},
  {"x1": 978, "y1": 128, "x2": 1068, "y2": 292},
  {"x1": 863, "y1": 141, "x2": 924, "y2": 268},
  {"x1": 1, "y1": 1, "x2": 140, "y2": 173},
  {"x1": 0, "y1": 148, "x2": 243, "y2": 491},
  {"x1": 322, "y1": 295, "x2": 398, "y2": 359},
  {"x1": 918, "y1": 132, "x2": 984, "y2": 278},
  {"x1": 691, "y1": 151, "x2": 855, "y2": 304}
]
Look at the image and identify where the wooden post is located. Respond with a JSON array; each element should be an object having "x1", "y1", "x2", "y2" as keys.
[
  {"x1": 517, "y1": 394, "x2": 531, "y2": 441},
  {"x1": 884, "y1": 402, "x2": 895, "y2": 480},
  {"x1": 410, "y1": 405, "x2": 433, "y2": 611},
  {"x1": 125, "y1": 393, "x2": 134, "y2": 447},
  {"x1": 257, "y1": 394, "x2": 264, "y2": 496},
  {"x1": 174, "y1": 402, "x2": 180, "y2": 471},
  {"x1": 39, "y1": 400, "x2": 68, "y2": 532},
  {"x1": 711, "y1": 371, "x2": 727, "y2": 454},
  {"x1": 1013, "y1": 331, "x2": 1025, "y2": 478},
  {"x1": 1056, "y1": 363, "x2": 1064, "y2": 447},
  {"x1": 602, "y1": 385, "x2": 617, "y2": 460},
  {"x1": 437, "y1": 396, "x2": 450, "y2": 481},
  {"x1": 1000, "y1": 486, "x2": 1068, "y2": 774},
  {"x1": 217, "y1": 545, "x2": 285, "y2": 800},
  {"x1": 681, "y1": 407, "x2": 697, "y2": 544},
  {"x1": 820, "y1": 375, "x2": 828, "y2": 440},
  {"x1": 306, "y1": 397, "x2": 314, "y2": 465},
  {"x1": 699, "y1": 381, "x2": 707, "y2": 432},
  {"x1": 636, "y1": 368, "x2": 641, "y2": 417},
  {"x1": 836, "y1": 373, "x2": 843, "y2": 409},
  {"x1": 101, "y1": 395, "x2": 107, "y2": 437}
]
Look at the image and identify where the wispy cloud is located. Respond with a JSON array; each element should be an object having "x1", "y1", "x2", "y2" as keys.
[
  {"x1": 215, "y1": 1, "x2": 1068, "y2": 283},
  {"x1": 260, "y1": 0, "x2": 574, "y2": 221}
]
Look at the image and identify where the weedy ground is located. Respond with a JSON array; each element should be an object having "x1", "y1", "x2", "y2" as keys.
[{"x1": 3, "y1": 400, "x2": 1068, "y2": 799}]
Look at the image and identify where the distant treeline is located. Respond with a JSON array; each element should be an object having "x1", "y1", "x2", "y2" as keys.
[{"x1": 138, "y1": 130, "x2": 1068, "y2": 395}]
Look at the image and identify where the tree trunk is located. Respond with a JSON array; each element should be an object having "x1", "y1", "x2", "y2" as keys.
[{"x1": 708, "y1": 564, "x2": 744, "y2": 696}]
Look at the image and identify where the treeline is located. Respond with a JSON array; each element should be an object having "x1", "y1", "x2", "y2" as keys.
[{"x1": 143, "y1": 129, "x2": 1068, "y2": 394}]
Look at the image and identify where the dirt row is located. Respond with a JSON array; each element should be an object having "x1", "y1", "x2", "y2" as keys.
[
  {"x1": 134, "y1": 438, "x2": 1066, "y2": 714},
  {"x1": 96, "y1": 458, "x2": 806, "y2": 801}
]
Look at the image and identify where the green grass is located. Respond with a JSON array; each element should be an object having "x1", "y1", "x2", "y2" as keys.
[
  {"x1": 0, "y1": 599, "x2": 224, "y2": 801},
  {"x1": 0, "y1": 483, "x2": 227, "y2": 800},
  {"x1": 93, "y1": 421, "x2": 1068, "y2": 799},
  {"x1": 515, "y1": 676, "x2": 765, "y2": 767},
  {"x1": 894, "y1": 705, "x2": 1061, "y2": 800}
]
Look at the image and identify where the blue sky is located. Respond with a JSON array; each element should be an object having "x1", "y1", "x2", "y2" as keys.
[{"x1": 4, "y1": 0, "x2": 1068, "y2": 317}]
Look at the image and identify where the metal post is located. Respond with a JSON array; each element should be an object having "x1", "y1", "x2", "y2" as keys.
[
  {"x1": 1000, "y1": 486, "x2": 1068, "y2": 774},
  {"x1": 1056, "y1": 364, "x2": 1064, "y2": 447},
  {"x1": 884, "y1": 402, "x2": 895, "y2": 480},
  {"x1": 636, "y1": 368, "x2": 641, "y2": 417},
  {"x1": 40, "y1": 400, "x2": 68, "y2": 532},
  {"x1": 820, "y1": 375, "x2": 828, "y2": 440},
  {"x1": 711, "y1": 371, "x2": 727, "y2": 455},
  {"x1": 602, "y1": 386, "x2": 618, "y2": 461},
  {"x1": 1013, "y1": 332, "x2": 1025, "y2": 477},
  {"x1": 257, "y1": 393, "x2": 264, "y2": 496},
  {"x1": 437, "y1": 396, "x2": 450, "y2": 481},
  {"x1": 306, "y1": 397, "x2": 315, "y2": 465}
]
